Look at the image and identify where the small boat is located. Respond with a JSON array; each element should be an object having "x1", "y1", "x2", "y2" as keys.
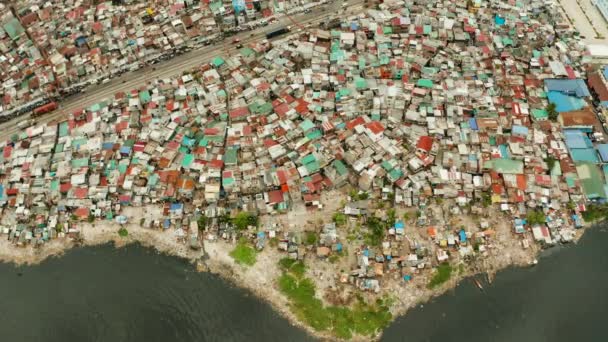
[{"x1": 474, "y1": 278, "x2": 484, "y2": 291}]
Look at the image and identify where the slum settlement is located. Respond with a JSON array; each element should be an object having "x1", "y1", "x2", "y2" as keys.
[
  {"x1": 0, "y1": 0, "x2": 325, "y2": 118},
  {"x1": 1, "y1": 0, "x2": 608, "y2": 338}
]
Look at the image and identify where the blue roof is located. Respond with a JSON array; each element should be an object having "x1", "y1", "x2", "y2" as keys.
[
  {"x1": 511, "y1": 125, "x2": 529, "y2": 136},
  {"x1": 603, "y1": 66, "x2": 608, "y2": 80},
  {"x1": 119, "y1": 146, "x2": 131, "y2": 154},
  {"x1": 469, "y1": 118, "x2": 478, "y2": 130},
  {"x1": 564, "y1": 130, "x2": 593, "y2": 149},
  {"x1": 495, "y1": 15, "x2": 506, "y2": 25},
  {"x1": 547, "y1": 91, "x2": 587, "y2": 113},
  {"x1": 102, "y1": 142, "x2": 114, "y2": 150},
  {"x1": 544, "y1": 79, "x2": 590, "y2": 97},
  {"x1": 170, "y1": 203, "x2": 183, "y2": 211},
  {"x1": 459, "y1": 230, "x2": 467, "y2": 243},
  {"x1": 598, "y1": 144, "x2": 608, "y2": 162},
  {"x1": 350, "y1": 22, "x2": 359, "y2": 30},
  {"x1": 395, "y1": 221, "x2": 404, "y2": 229}
]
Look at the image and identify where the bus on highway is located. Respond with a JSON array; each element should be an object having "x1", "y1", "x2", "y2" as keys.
[{"x1": 266, "y1": 27, "x2": 289, "y2": 39}]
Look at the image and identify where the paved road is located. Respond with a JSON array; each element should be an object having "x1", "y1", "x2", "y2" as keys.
[{"x1": 1, "y1": 0, "x2": 364, "y2": 140}]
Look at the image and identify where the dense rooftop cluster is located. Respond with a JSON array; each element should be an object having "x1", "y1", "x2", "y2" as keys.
[
  {"x1": 0, "y1": 0, "x2": 319, "y2": 115},
  {"x1": 0, "y1": 0, "x2": 605, "y2": 267}
]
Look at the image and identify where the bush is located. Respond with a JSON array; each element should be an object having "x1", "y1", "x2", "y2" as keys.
[
  {"x1": 365, "y1": 216, "x2": 385, "y2": 246},
  {"x1": 305, "y1": 231, "x2": 318, "y2": 245},
  {"x1": 118, "y1": 228, "x2": 129, "y2": 237},
  {"x1": 582, "y1": 204, "x2": 608, "y2": 222},
  {"x1": 333, "y1": 213, "x2": 347, "y2": 226}
]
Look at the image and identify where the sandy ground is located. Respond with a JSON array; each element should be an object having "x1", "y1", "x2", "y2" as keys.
[{"x1": 0, "y1": 199, "x2": 591, "y2": 341}]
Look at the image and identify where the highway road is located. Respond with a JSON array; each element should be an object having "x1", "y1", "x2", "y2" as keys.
[{"x1": 0, "y1": 0, "x2": 365, "y2": 140}]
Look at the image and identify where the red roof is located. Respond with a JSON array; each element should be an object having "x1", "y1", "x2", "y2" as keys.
[
  {"x1": 229, "y1": 106, "x2": 250, "y2": 119},
  {"x1": 346, "y1": 116, "x2": 366, "y2": 130},
  {"x1": 365, "y1": 121, "x2": 385, "y2": 135},
  {"x1": 268, "y1": 190, "x2": 284, "y2": 204},
  {"x1": 416, "y1": 136, "x2": 433, "y2": 152}
]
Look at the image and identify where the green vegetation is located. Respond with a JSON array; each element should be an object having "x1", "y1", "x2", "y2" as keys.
[
  {"x1": 305, "y1": 231, "x2": 318, "y2": 245},
  {"x1": 481, "y1": 192, "x2": 492, "y2": 207},
  {"x1": 232, "y1": 212, "x2": 258, "y2": 231},
  {"x1": 333, "y1": 212, "x2": 347, "y2": 226},
  {"x1": 118, "y1": 227, "x2": 129, "y2": 237},
  {"x1": 230, "y1": 239, "x2": 257, "y2": 266},
  {"x1": 427, "y1": 263, "x2": 453, "y2": 289},
  {"x1": 55, "y1": 223, "x2": 63, "y2": 233},
  {"x1": 365, "y1": 216, "x2": 385, "y2": 246},
  {"x1": 402, "y1": 212, "x2": 411, "y2": 221},
  {"x1": 526, "y1": 210, "x2": 546, "y2": 225},
  {"x1": 88, "y1": 214, "x2": 95, "y2": 223},
  {"x1": 349, "y1": 190, "x2": 369, "y2": 201},
  {"x1": 545, "y1": 155, "x2": 557, "y2": 172},
  {"x1": 278, "y1": 259, "x2": 392, "y2": 339},
  {"x1": 546, "y1": 103, "x2": 558, "y2": 121},
  {"x1": 581, "y1": 204, "x2": 608, "y2": 222},
  {"x1": 386, "y1": 208, "x2": 396, "y2": 227},
  {"x1": 197, "y1": 215, "x2": 207, "y2": 231}
]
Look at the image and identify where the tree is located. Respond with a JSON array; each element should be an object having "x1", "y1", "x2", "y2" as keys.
[
  {"x1": 546, "y1": 103, "x2": 558, "y2": 121},
  {"x1": 233, "y1": 212, "x2": 258, "y2": 231},
  {"x1": 526, "y1": 210, "x2": 546, "y2": 225}
]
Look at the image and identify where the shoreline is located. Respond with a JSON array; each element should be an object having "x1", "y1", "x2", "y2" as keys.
[{"x1": 0, "y1": 207, "x2": 597, "y2": 341}]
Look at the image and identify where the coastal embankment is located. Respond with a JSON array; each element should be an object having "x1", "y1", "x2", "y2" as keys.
[{"x1": 0, "y1": 202, "x2": 593, "y2": 341}]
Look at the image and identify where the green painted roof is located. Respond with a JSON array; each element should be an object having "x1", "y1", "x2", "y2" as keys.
[
  {"x1": 417, "y1": 79, "x2": 434, "y2": 88},
  {"x1": 71, "y1": 158, "x2": 89, "y2": 168},
  {"x1": 224, "y1": 147, "x2": 238, "y2": 165},
  {"x1": 182, "y1": 154, "x2": 194, "y2": 168},
  {"x1": 577, "y1": 163, "x2": 606, "y2": 199},
  {"x1": 212, "y1": 57, "x2": 225, "y2": 67},
  {"x1": 333, "y1": 160, "x2": 348, "y2": 176},
  {"x1": 531, "y1": 109, "x2": 548, "y2": 120},
  {"x1": 301, "y1": 154, "x2": 317, "y2": 165},
  {"x1": 3, "y1": 18, "x2": 24, "y2": 40}
]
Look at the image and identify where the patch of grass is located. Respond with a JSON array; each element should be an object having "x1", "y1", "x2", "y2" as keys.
[
  {"x1": 305, "y1": 231, "x2": 318, "y2": 245},
  {"x1": 427, "y1": 263, "x2": 453, "y2": 289},
  {"x1": 279, "y1": 258, "x2": 306, "y2": 278},
  {"x1": 230, "y1": 240, "x2": 257, "y2": 266},
  {"x1": 118, "y1": 227, "x2": 129, "y2": 237},
  {"x1": 278, "y1": 260, "x2": 392, "y2": 339}
]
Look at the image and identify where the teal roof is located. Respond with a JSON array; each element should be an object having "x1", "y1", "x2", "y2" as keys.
[{"x1": 299, "y1": 119, "x2": 315, "y2": 132}]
